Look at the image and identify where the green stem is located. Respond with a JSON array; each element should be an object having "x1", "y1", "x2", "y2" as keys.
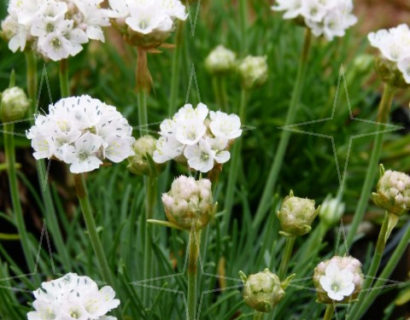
[
  {"x1": 138, "y1": 90, "x2": 148, "y2": 136},
  {"x1": 343, "y1": 83, "x2": 396, "y2": 251},
  {"x1": 74, "y1": 174, "x2": 115, "y2": 287},
  {"x1": 59, "y1": 59, "x2": 70, "y2": 98},
  {"x1": 3, "y1": 123, "x2": 35, "y2": 272},
  {"x1": 349, "y1": 223, "x2": 410, "y2": 320},
  {"x1": 253, "y1": 311, "x2": 264, "y2": 320},
  {"x1": 323, "y1": 304, "x2": 335, "y2": 320},
  {"x1": 253, "y1": 29, "x2": 312, "y2": 230},
  {"x1": 26, "y1": 52, "x2": 72, "y2": 269},
  {"x1": 278, "y1": 236, "x2": 296, "y2": 279},
  {"x1": 169, "y1": 21, "x2": 184, "y2": 116},
  {"x1": 239, "y1": 0, "x2": 248, "y2": 54},
  {"x1": 212, "y1": 76, "x2": 222, "y2": 108},
  {"x1": 222, "y1": 89, "x2": 247, "y2": 234},
  {"x1": 187, "y1": 229, "x2": 200, "y2": 320}
]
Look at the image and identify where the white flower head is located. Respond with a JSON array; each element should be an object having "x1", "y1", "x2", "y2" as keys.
[
  {"x1": 319, "y1": 262, "x2": 355, "y2": 301},
  {"x1": 272, "y1": 0, "x2": 357, "y2": 41},
  {"x1": 368, "y1": 24, "x2": 410, "y2": 84},
  {"x1": 27, "y1": 273, "x2": 120, "y2": 320},
  {"x1": 27, "y1": 95, "x2": 135, "y2": 174},
  {"x1": 1, "y1": 0, "x2": 111, "y2": 60},
  {"x1": 153, "y1": 103, "x2": 242, "y2": 173},
  {"x1": 238, "y1": 55, "x2": 268, "y2": 89},
  {"x1": 205, "y1": 45, "x2": 237, "y2": 74}
]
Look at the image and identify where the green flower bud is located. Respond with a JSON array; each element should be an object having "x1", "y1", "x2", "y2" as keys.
[
  {"x1": 375, "y1": 57, "x2": 408, "y2": 88},
  {"x1": 277, "y1": 191, "x2": 318, "y2": 237},
  {"x1": 128, "y1": 135, "x2": 159, "y2": 176},
  {"x1": 0, "y1": 87, "x2": 30, "y2": 122},
  {"x1": 352, "y1": 54, "x2": 374, "y2": 74},
  {"x1": 319, "y1": 195, "x2": 345, "y2": 227},
  {"x1": 313, "y1": 256, "x2": 364, "y2": 304},
  {"x1": 240, "y1": 269, "x2": 292, "y2": 313},
  {"x1": 372, "y1": 168, "x2": 410, "y2": 216},
  {"x1": 238, "y1": 55, "x2": 268, "y2": 89},
  {"x1": 162, "y1": 176, "x2": 216, "y2": 230},
  {"x1": 205, "y1": 45, "x2": 236, "y2": 74}
]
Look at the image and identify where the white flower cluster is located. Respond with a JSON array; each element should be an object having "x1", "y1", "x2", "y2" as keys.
[
  {"x1": 238, "y1": 56, "x2": 268, "y2": 89},
  {"x1": 1, "y1": 0, "x2": 111, "y2": 61},
  {"x1": 368, "y1": 24, "x2": 410, "y2": 84},
  {"x1": 27, "y1": 273, "x2": 120, "y2": 320},
  {"x1": 272, "y1": 0, "x2": 357, "y2": 41},
  {"x1": 314, "y1": 256, "x2": 363, "y2": 303},
  {"x1": 205, "y1": 45, "x2": 237, "y2": 74},
  {"x1": 27, "y1": 95, "x2": 135, "y2": 174},
  {"x1": 109, "y1": 0, "x2": 187, "y2": 37},
  {"x1": 153, "y1": 103, "x2": 242, "y2": 173}
]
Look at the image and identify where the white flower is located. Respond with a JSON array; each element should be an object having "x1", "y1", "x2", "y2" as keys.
[
  {"x1": 209, "y1": 111, "x2": 242, "y2": 140},
  {"x1": 368, "y1": 24, "x2": 410, "y2": 84},
  {"x1": 153, "y1": 103, "x2": 242, "y2": 173},
  {"x1": 1, "y1": 0, "x2": 111, "y2": 60},
  {"x1": 238, "y1": 55, "x2": 268, "y2": 89},
  {"x1": 319, "y1": 262, "x2": 355, "y2": 301},
  {"x1": 27, "y1": 273, "x2": 120, "y2": 320},
  {"x1": 27, "y1": 95, "x2": 135, "y2": 174},
  {"x1": 272, "y1": 0, "x2": 357, "y2": 41},
  {"x1": 205, "y1": 45, "x2": 237, "y2": 74}
]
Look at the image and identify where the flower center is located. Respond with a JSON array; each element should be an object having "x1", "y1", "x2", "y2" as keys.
[{"x1": 331, "y1": 282, "x2": 340, "y2": 292}]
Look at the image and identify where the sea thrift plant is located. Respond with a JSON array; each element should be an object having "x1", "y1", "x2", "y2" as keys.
[
  {"x1": 0, "y1": 86, "x2": 30, "y2": 122},
  {"x1": 205, "y1": 45, "x2": 237, "y2": 74},
  {"x1": 26, "y1": 95, "x2": 135, "y2": 174},
  {"x1": 277, "y1": 191, "x2": 318, "y2": 236},
  {"x1": 1, "y1": 0, "x2": 111, "y2": 61},
  {"x1": 272, "y1": 0, "x2": 357, "y2": 41},
  {"x1": 109, "y1": 0, "x2": 187, "y2": 48},
  {"x1": 27, "y1": 273, "x2": 120, "y2": 320},
  {"x1": 313, "y1": 256, "x2": 364, "y2": 303},
  {"x1": 372, "y1": 169, "x2": 410, "y2": 216},
  {"x1": 153, "y1": 103, "x2": 242, "y2": 173},
  {"x1": 368, "y1": 24, "x2": 410, "y2": 85},
  {"x1": 161, "y1": 175, "x2": 215, "y2": 230},
  {"x1": 238, "y1": 55, "x2": 268, "y2": 89}
]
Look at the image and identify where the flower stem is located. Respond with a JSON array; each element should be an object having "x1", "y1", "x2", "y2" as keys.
[
  {"x1": 349, "y1": 222, "x2": 410, "y2": 320},
  {"x1": 25, "y1": 52, "x2": 37, "y2": 116},
  {"x1": 347, "y1": 212, "x2": 399, "y2": 318},
  {"x1": 168, "y1": 21, "x2": 184, "y2": 116},
  {"x1": 278, "y1": 236, "x2": 296, "y2": 279},
  {"x1": 239, "y1": 0, "x2": 248, "y2": 54},
  {"x1": 323, "y1": 304, "x2": 335, "y2": 320},
  {"x1": 253, "y1": 311, "x2": 264, "y2": 320},
  {"x1": 222, "y1": 89, "x2": 247, "y2": 234},
  {"x1": 187, "y1": 229, "x2": 201, "y2": 320},
  {"x1": 59, "y1": 59, "x2": 70, "y2": 98},
  {"x1": 343, "y1": 83, "x2": 396, "y2": 251},
  {"x1": 3, "y1": 123, "x2": 35, "y2": 273},
  {"x1": 74, "y1": 174, "x2": 115, "y2": 287},
  {"x1": 253, "y1": 28, "x2": 312, "y2": 230}
]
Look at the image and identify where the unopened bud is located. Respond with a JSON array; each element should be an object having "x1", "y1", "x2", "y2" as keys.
[
  {"x1": 240, "y1": 269, "x2": 292, "y2": 313},
  {"x1": 313, "y1": 256, "x2": 364, "y2": 304},
  {"x1": 162, "y1": 175, "x2": 216, "y2": 230},
  {"x1": 277, "y1": 191, "x2": 318, "y2": 237},
  {"x1": 238, "y1": 55, "x2": 268, "y2": 89},
  {"x1": 319, "y1": 196, "x2": 345, "y2": 227},
  {"x1": 128, "y1": 135, "x2": 158, "y2": 176},
  {"x1": 205, "y1": 45, "x2": 236, "y2": 74},
  {"x1": 375, "y1": 57, "x2": 408, "y2": 88},
  {"x1": 1, "y1": 87, "x2": 30, "y2": 122},
  {"x1": 372, "y1": 168, "x2": 410, "y2": 216}
]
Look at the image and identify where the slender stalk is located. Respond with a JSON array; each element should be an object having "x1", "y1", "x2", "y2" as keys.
[
  {"x1": 253, "y1": 311, "x2": 264, "y2": 320},
  {"x1": 212, "y1": 77, "x2": 222, "y2": 108},
  {"x1": 253, "y1": 29, "x2": 312, "y2": 230},
  {"x1": 26, "y1": 52, "x2": 72, "y2": 269},
  {"x1": 222, "y1": 89, "x2": 247, "y2": 234},
  {"x1": 349, "y1": 223, "x2": 410, "y2": 320},
  {"x1": 239, "y1": 0, "x2": 248, "y2": 54},
  {"x1": 278, "y1": 236, "x2": 296, "y2": 279},
  {"x1": 323, "y1": 304, "x2": 335, "y2": 320},
  {"x1": 168, "y1": 21, "x2": 184, "y2": 116},
  {"x1": 59, "y1": 59, "x2": 70, "y2": 98},
  {"x1": 3, "y1": 123, "x2": 35, "y2": 272},
  {"x1": 187, "y1": 229, "x2": 200, "y2": 320},
  {"x1": 343, "y1": 83, "x2": 397, "y2": 251},
  {"x1": 348, "y1": 212, "x2": 398, "y2": 318},
  {"x1": 74, "y1": 174, "x2": 115, "y2": 287},
  {"x1": 138, "y1": 90, "x2": 148, "y2": 135}
]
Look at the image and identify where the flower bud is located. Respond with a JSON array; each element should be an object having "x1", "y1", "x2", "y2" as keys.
[
  {"x1": 162, "y1": 175, "x2": 216, "y2": 230},
  {"x1": 1, "y1": 87, "x2": 30, "y2": 122},
  {"x1": 277, "y1": 191, "x2": 318, "y2": 237},
  {"x1": 128, "y1": 135, "x2": 159, "y2": 176},
  {"x1": 238, "y1": 55, "x2": 268, "y2": 89},
  {"x1": 313, "y1": 256, "x2": 364, "y2": 304},
  {"x1": 319, "y1": 195, "x2": 345, "y2": 227},
  {"x1": 375, "y1": 57, "x2": 408, "y2": 88},
  {"x1": 205, "y1": 45, "x2": 236, "y2": 74},
  {"x1": 372, "y1": 169, "x2": 410, "y2": 216},
  {"x1": 240, "y1": 269, "x2": 291, "y2": 313}
]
